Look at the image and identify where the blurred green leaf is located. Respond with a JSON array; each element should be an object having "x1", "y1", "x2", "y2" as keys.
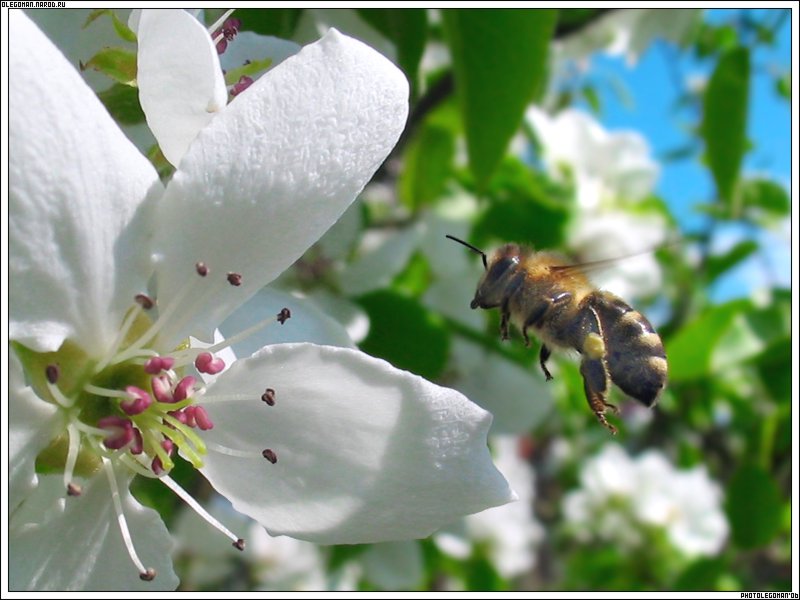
[
  {"x1": 674, "y1": 557, "x2": 729, "y2": 591},
  {"x1": 399, "y1": 122, "x2": 456, "y2": 210},
  {"x1": 223, "y1": 58, "x2": 273, "y2": 86},
  {"x1": 357, "y1": 290, "x2": 449, "y2": 380},
  {"x1": 472, "y1": 157, "x2": 570, "y2": 249},
  {"x1": 701, "y1": 46, "x2": 750, "y2": 206},
  {"x1": 705, "y1": 240, "x2": 758, "y2": 283},
  {"x1": 235, "y1": 8, "x2": 303, "y2": 38},
  {"x1": 443, "y1": 9, "x2": 557, "y2": 188},
  {"x1": 84, "y1": 9, "x2": 137, "y2": 43},
  {"x1": 775, "y1": 72, "x2": 790, "y2": 100},
  {"x1": 96, "y1": 82, "x2": 145, "y2": 125},
  {"x1": 740, "y1": 178, "x2": 790, "y2": 222},
  {"x1": 726, "y1": 465, "x2": 783, "y2": 548},
  {"x1": 694, "y1": 22, "x2": 739, "y2": 58},
  {"x1": 80, "y1": 47, "x2": 137, "y2": 85},
  {"x1": 665, "y1": 300, "x2": 748, "y2": 381},
  {"x1": 756, "y1": 338, "x2": 791, "y2": 404},
  {"x1": 357, "y1": 9, "x2": 427, "y2": 92},
  {"x1": 581, "y1": 84, "x2": 602, "y2": 114}
]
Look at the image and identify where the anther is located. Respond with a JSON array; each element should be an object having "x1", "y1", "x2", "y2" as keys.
[
  {"x1": 173, "y1": 376, "x2": 197, "y2": 402},
  {"x1": 67, "y1": 482, "x2": 82, "y2": 497},
  {"x1": 277, "y1": 307, "x2": 291, "y2": 324},
  {"x1": 144, "y1": 356, "x2": 175, "y2": 374},
  {"x1": 98, "y1": 416, "x2": 134, "y2": 450},
  {"x1": 151, "y1": 375, "x2": 174, "y2": 403},
  {"x1": 196, "y1": 262, "x2": 209, "y2": 277},
  {"x1": 233, "y1": 538, "x2": 246, "y2": 551},
  {"x1": 227, "y1": 272, "x2": 243, "y2": 286},
  {"x1": 139, "y1": 568, "x2": 157, "y2": 581},
  {"x1": 45, "y1": 364, "x2": 60, "y2": 384},
  {"x1": 135, "y1": 294, "x2": 155, "y2": 309},
  {"x1": 130, "y1": 428, "x2": 144, "y2": 455},
  {"x1": 261, "y1": 388, "x2": 276, "y2": 406},
  {"x1": 192, "y1": 406, "x2": 214, "y2": 430},
  {"x1": 120, "y1": 386, "x2": 153, "y2": 415},
  {"x1": 195, "y1": 352, "x2": 225, "y2": 375},
  {"x1": 262, "y1": 449, "x2": 278, "y2": 464},
  {"x1": 230, "y1": 75, "x2": 254, "y2": 97}
]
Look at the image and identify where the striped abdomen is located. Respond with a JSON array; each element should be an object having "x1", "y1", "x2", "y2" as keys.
[{"x1": 588, "y1": 290, "x2": 667, "y2": 406}]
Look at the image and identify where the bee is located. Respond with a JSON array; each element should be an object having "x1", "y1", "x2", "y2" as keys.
[{"x1": 447, "y1": 235, "x2": 667, "y2": 434}]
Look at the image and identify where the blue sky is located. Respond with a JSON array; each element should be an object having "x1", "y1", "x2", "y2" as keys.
[{"x1": 581, "y1": 8, "x2": 791, "y2": 300}]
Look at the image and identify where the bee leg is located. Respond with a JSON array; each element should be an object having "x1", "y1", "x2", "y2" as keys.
[
  {"x1": 580, "y1": 357, "x2": 618, "y2": 435},
  {"x1": 539, "y1": 344, "x2": 553, "y2": 381},
  {"x1": 500, "y1": 302, "x2": 511, "y2": 340}
]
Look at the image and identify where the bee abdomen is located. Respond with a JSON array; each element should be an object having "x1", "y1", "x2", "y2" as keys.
[{"x1": 590, "y1": 291, "x2": 667, "y2": 407}]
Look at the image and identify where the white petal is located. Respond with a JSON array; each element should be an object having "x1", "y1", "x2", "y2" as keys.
[
  {"x1": 9, "y1": 350, "x2": 61, "y2": 511},
  {"x1": 152, "y1": 29, "x2": 409, "y2": 347},
  {"x1": 9, "y1": 12, "x2": 160, "y2": 354},
  {"x1": 137, "y1": 9, "x2": 228, "y2": 166},
  {"x1": 200, "y1": 343, "x2": 513, "y2": 544},
  {"x1": 219, "y1": 288, "x2": 355, "y2": 359},
  {"x1": 9, "y1": 471, "x2": 178, "y2": 591}
]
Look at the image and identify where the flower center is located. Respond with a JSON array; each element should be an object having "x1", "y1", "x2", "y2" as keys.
[{"x1": 13, "y1": 261, "x2": 292, "y2": 582}]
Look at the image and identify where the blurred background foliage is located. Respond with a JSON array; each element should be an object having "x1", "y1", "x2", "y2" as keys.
[{"x1": 40, "y1": 7, "x2": 793, "y2": 592}]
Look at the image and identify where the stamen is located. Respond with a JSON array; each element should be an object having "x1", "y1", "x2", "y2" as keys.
[
  {"x1": 120, "y1": 386, "x2": 153, "y2": 415},
  {"x1": 63, "y1": 423, "x2": 81, "y2": 494},
  {"x1": 277, "y1": 307, "x2": 291, "y2": 324},
  {"x1": 46, "y1": 380, "x2": 74, "y2": 408},
  {"x1": 195, "y1": 352, "x2": 225, "y2": 375},
  {"x1": 135, "y1": 294, "x2": 155, "y2": 310},
  {"x1": 102, "y1": 458, "x2": 154, "y2": 580},
  {"x1": 233, "y1": 539, "x2": 246, "y2": 551},
  {"x1": 160, "y1": 474, "x2": 244, "y2": 546},
  {"x1": 227, "y1": 272, "x2": 243, "y2": 286},
  {"x1": 98, "y1": 416, "x2": 134, "y2": 450},
  {"x1": 262, "y1": 449, "x2": 278, "y2": 464},
  {"x1": 192, "y1": 406, "x2": 214, "y2": 430},
  {"x1": 151, "y1": 375, "x2": 174, "y2": 403},
  {"x1": 94, "y1": 302, "x2": 145, "y2": 372},
  {"x1": 173, "y1": 376, "x2": 197, "y2": 402},
  {"x1": 144, "y1": 356, "x2": 175, "y2": 374},
  {"x1": 67, "y1": 482, "x2": 82, "y2": 497},
  {"x1": 201, "y1": 309, "x2": 290, "y2": 358},
  {"x1": 207, "y1": 8, "x2": 236, "y2": 38},
  {"x1": 261, "y1": 388, "x2": 276, "y2": 406},
  {"x1": 195, "y1": 261, "x2": 209, "y2": 277},
  {"x1": 45, "y1": 364, "x2": 59, "y2": 384},
  {"x1": 230, "y1": 76, "x2": 253, "y2": 97}
]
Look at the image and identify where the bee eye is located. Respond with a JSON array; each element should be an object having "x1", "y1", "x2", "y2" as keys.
[{"x1": 486, "y1": 256, "x2": 518, "y2": 282}]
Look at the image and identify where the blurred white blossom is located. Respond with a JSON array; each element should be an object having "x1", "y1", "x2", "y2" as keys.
[{"x1": 564, "y1": 444, "x2": 729, "y2": 558}]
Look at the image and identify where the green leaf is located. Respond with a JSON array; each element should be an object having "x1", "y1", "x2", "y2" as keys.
[
  {"x1": 472, "y1": 157, "x2": 570, "y2": 249},
  {"x1": 701, "y1": 46, "x2": 750, "y2": 206},
  {"x1": 398, "y1": 123, "x2": 456, "y2": 210},
  {"x1": 223, "y1": 58, "x2": 273, "y2": 86},
  {"x1": 80, "y1": 47, "x2": 137, "y2": 86},
  {"x1": 674, "y1": 558, "x2": 729, "y2": 591},
  {"x1": 357, "y1": 290, "x2": 449, "y2": 380},
  {"x1": 234, "y1": 8, "x2": 303, "y2": 38},
  {"x1": 705, "y1": 240, "x2": 758, "y2": 283},
  {"x1": 665, "y1": 300, "x2": 748, "y2": 381},
  {"x1": 84, "y1": 9, "x2": 137, "y2": 43},
  {"x1": 775, "y1": 71, "x2": 790, "y2": 100},
  {"x1": 357, "y1": 9, "x2": 427, "y2": 92},
  {"x1": 442, "y1": 9, "x2": 557, "y2": 188},
  {"x1": 740, "y1": 178, "x2": 790, "y2": 222},
  {"x1": 96, "y1": 83, "x2": 145, "y2": 125},
  {"x1": 726, "y1": 465, "x2": 783, "y2": 548}
]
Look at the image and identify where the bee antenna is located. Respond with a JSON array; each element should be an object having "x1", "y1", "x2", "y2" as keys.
[{"x1": 446, "y1": 235, "x2": 488, "y2": 270}]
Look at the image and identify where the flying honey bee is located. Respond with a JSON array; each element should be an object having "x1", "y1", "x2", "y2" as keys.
[{"x1": 447, "y1": 235, "x2": 667, "y2": 434}]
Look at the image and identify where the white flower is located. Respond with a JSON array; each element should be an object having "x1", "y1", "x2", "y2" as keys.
[
  {"x1": 555, "y1": 8, "x2": 701, "y2": 66},
  {"x1": 9, "y1": 11, "x2": 513, "y2": 590},
  {"x1": 527, "y1": 107, "x2": 666, "y2": 299},
  {"x1": 527, "y1": 107, "x2": 659, "y2": 211},
  {"x1": 563, "y1": 444, "x2": 728, "y2": 557}
]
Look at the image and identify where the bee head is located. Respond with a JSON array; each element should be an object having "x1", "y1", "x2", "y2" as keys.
[{"x1": 446, "y1": 236, "x2": 525, "y2": 310}]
